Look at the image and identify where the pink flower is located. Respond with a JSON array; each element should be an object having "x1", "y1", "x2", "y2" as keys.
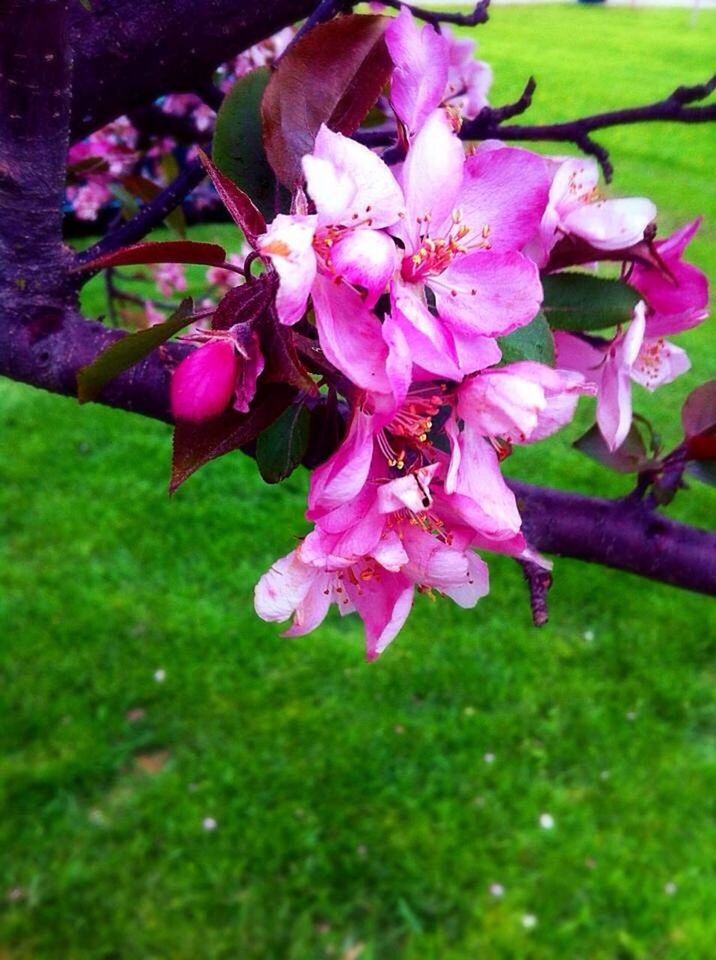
[
  {"x1": 255, "y1": 464, "x2": 490, "y2": 659},
  {"x1": 154, "y1": 262, "x2": 188, "y2": 298},
  {"x1": 555, "y1": 302, "x2": 690, "y2": 450},
  {"x1": 390, "y1": 114, "x2": 548, "y2": 378},
  {"x1": 628, "y1": 218, "x2": 709, "y2": 336},
  {"x1": 529, "y1": 157, "x2": 656, "y2": 267},
  {"x1": 67, "y1": 180, "x2": 110, "y2": 221},
  {"x1": 258, "y1": 125, "x2": 402, "y2": 326}
]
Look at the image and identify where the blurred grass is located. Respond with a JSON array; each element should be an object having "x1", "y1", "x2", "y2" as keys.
[{"x1": 1, "y1": 6, "x2": 716, "y2": 959}]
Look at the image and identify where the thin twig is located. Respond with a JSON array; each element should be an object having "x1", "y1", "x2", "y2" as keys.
[
  {"x1": 74, "y1": 159, "x2": 206, "y2": 274},
  {"x1": 518, "y1": 559, "x2": 553, "y2": 627},
  {"x1": 357, "y1": 75, "x2": 716, "y2": 182},
  {"x1": 379, "y1": 0, "x2": 490, "y2": 29}
]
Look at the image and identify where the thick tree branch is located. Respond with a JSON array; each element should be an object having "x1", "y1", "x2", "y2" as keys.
[
  {"x1": 69, "y1": 0, "x2": 320, "y2": 140},
  {"x1": 511, "y1": 480, "x2": 716, "y2": 596}
]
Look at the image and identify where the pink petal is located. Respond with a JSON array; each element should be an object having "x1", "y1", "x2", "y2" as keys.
[
  {"x1": 563, "y1": 197, "x2": 656, "y2": 251},
  {"x1": 376, "y1": 463, "x2": 439, "y2": 514},
  {"x1": 346, "y1": 571, "x2": 415, "y2": 660},
  {"x1": 458, "y1": 369, "x2": 546, "y2": 442},
  {"x1": 312, "y1": 275, "x2": 392, "y2": 395},
  {"x1": 258, "y1": 214, "x2": 317, "y2": 325},
  {"x1": 460, "y1": 147, "x2": 550, "y2": 251},
  {"x1": 385, "y1": 6, "x2": 449, "y2": 137},
  {"x1": 327, "y1": 227, "x2": 396, "y2": 303},
  {"x1": 303, "y1": 125, "x2": 404, "y2": 229},
  {"x1": 391, "y1": 283, "x2": 461, "y2": 379},
  {"x1": 554, "y1": 331, "x2": 605, "y2": 385},
  {"x1": 630, "y1": 338, "x2": 691, "y2": 392},
  {"x1": 597, "y1": 359, "x2": 633, "y2": 451},
  {"x1": 399, "y1": 109, "x2": 464, "y2": 247},
  {"x1": 170, "y1": 339, "x2": 238, "y2": 422},
  {"x1": 307, "y1": 409, "x2": 376, "y2": 517},
  {"x1": 254, "y1": 549, "x2": 320, "y2": 623},
  {"x1": 433, "y1": 250, "x2": 542, "y2": 337}
]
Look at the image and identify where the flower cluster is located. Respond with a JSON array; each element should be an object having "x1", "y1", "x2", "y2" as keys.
[{"x1": 167, "y1": 9, "x2": 708, "y2": 656}]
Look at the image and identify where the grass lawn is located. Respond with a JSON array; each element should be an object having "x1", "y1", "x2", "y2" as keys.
[{"x1": 2, "y1": 6, "x2": 716, "y2": 958}]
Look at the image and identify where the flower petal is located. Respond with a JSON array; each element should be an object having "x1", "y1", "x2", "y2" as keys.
[
  {"x1": 385, "y1": 6, "x2": 448, "y2": 137},
  {"x1": 312, "y1": 275, "x2": 392, "y2": 395},
  {"x1": 258, "y1": 214, "x2": 317, "y2": 325},
  {"x1": 303, "y1": 125, "x2": 404, "y2": 229},
  {"x1": 434, "y1": 250, "x2": 542, "y2": 337}
]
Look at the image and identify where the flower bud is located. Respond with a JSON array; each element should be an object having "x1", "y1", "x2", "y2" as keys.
[{"x1": 171, "y1": 339, "x2": 238, "y2": 422}]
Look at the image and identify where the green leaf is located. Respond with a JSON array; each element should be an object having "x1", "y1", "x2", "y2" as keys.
[
  {"x1": 256, "y1": 403, "x2": 310, "y2": 483},
  {"x1": 542, "y1": 274, "x2": 640, "y2": 332},
  {"x1": 498, "y1": 312, "x2": 554, "y2": 365},
  {"x1": 261, "y1": 14, "x2": 392, "y2": 189},
  {"x1": 573, "y1": 422, "x2": 649, "y2": 473},
  {"x1": 77, "y1": 298, "x2": 194, "y2": 403},
  {"x1": 214, "y1": 67, "x2": 278, "y2": 223}
]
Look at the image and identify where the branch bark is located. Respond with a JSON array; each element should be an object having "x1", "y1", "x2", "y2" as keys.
[{"x1": 69, "y1": 0, "x2": 319, "y2": 140}]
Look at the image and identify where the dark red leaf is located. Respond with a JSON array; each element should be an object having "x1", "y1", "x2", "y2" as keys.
[
  {"x1": 170, "y1": 383, "x2": 295, "y2": 493},
  {"x1": 198, "y1": 149, "x2": 266, "y2": 243},
  {"x1": 73, "y1": 240, "x2": 226, "y2": 273},
  {"x1": 261, "y1": 14, "x2": 392, "y2": 189},
  {"x1": 682, "y1": 380, "x2": 716, "y2": 440},
  {"x1": 212, "y1": 274, "x2": 278, "y2": 331},
  {"x1": 686, "y1": 428, "x2": 716, "y2": 462},
  {"x1": 260, "y1": 310, "x2": 317, "y2": 394}
]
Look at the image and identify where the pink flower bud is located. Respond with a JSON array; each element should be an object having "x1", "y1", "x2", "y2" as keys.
[{"x1": 171, "y1": 339, "x2": 238, "y2": 422}]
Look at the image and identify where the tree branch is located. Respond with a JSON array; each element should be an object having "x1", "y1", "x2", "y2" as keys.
[
  {"x1": 510, "y1": 480, "x2": 716, "y2": 596},
  {"x1": 69, "y1": 0, "x2": 320, "y2": 140},
  {"x1": 378, "y1": 0, "x2": 490, "y2": 29},
  {"x1": 74, "y1": 159, "x2": 206, "y2": 271},
  {"x1": 466, "y1": 74, "x2": 716, "y2": 181}
]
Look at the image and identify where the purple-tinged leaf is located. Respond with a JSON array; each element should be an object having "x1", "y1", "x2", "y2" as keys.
[
  {"x1": 77, "y1": 298, "x2": 194, "y2": 403},
  {"x1": 212, "y1": 274, "x2": 278, "y2": 331},
  {"x1": 261, "y1": 14, "x2": 392, "y2": 189},
  {"x1": 574, "y1": 422, "x2": 650, "y2": 473},
  {"x1": 170, "y1": 383, "x2": 296, "y2": 493},
  {"x1": 73, "y1": 240, "x2": 226, "y2": 273},
  {"x1": 198, "y1": 148, "x2": 266, "y2": 243},
  {"x1": 682, "y1": 380, "x2": 716, "y2": 462},
  {"x1": 686, "y1": 460, "x2": 716, "y2": 486}
]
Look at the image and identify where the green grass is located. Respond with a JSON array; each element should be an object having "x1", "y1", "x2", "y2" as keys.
[{"x1": 1, "y1": 7, "x2": 716, "y2": 958}]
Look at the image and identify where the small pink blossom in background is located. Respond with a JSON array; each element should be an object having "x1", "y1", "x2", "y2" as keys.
[
  {"x1": 153, "y1": 262, "x2": 188, "y2": 298},
  {"x1": 206, "y1": 251, "x2": 248, "y2": 292}
]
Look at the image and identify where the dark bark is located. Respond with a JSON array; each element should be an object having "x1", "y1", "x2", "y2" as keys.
[{"x1": 69, "y1": 0, "x2": 319, "y2": 140}]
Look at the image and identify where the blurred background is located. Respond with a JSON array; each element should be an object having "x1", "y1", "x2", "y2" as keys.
[{"x1": 1, "y1": 4, "x2": 715, "y2": 958}]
